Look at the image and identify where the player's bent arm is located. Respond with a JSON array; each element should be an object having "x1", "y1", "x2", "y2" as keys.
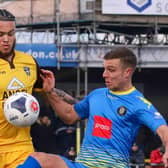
[
  {"x1": 45, "y1": 89, "x2": 80, "y2": 125},
  {"x1": 53, "y1": 88, "x2": 78, "y2": 104},
  {"x1": 156, "y1": 125, "x2": 168, "y2": 167},
  {"x1": 40, "y1": 69, "x2": 80, "y2": 124}
]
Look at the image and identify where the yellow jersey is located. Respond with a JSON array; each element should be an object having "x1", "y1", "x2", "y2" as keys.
[{"x1": 0, "y1": 50, "x2": 41, "y2": 153}]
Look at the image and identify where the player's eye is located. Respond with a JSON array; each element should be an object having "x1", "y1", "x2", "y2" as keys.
[
  {"x1": 0, "y1": 32, "x2": 4, "y2": 37},
  {"x1": 108, "y1": 68, "x2": 115, "y2": 72},
  {"x1": 7, "y1": 30, "x2": 15, "y2": 36},
  {"x1": 0, "y1": 30, "x2": 15, "y2": 37}
]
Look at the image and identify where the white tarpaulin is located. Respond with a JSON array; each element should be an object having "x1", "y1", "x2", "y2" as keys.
[{"x1": 79, "y1": 45, "x2": 168, "y2": 68}]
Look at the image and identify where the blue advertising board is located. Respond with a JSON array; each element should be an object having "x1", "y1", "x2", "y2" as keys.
[{"x1": 16, "y1": 44, "x2": 79, "y2": 67}]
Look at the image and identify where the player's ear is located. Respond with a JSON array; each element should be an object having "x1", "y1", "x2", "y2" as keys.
[{"x1": 124, "y1": 67, "x2": 133, "y2": 77}]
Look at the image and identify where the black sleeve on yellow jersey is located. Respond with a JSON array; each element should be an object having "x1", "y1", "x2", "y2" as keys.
[{"x1": 33, "y1": 58, "x2": 43, "y2": 90}]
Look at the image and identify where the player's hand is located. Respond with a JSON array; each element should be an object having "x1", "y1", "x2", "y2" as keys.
[
  {"x1": 162, "y1": 151, "x2": 168, "y2": 168},
  {"x1": 40, "y1": 69, "x2": 55, "y2": 92}
]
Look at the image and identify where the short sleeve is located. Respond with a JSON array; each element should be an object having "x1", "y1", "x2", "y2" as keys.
[
  {"x1": 136, "y1": 105, "x2": 167, "y2": 133},
  {"x1": 74, "y1": 96, "x2": 90, "y2": 119}
]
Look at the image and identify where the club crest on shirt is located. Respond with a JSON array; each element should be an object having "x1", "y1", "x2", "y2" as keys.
[
  {"x1": 24, "y1": 67, "x2": 30, "y2": 76},
  {"x1": 117, "y1": 106, "x2": 127, "y2": 116}
]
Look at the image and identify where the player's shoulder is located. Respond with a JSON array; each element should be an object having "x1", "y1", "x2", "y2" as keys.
[
  {"x1": 133, "y1": 90, "x2": 153, "y2": 109},
  {"x1": 88, "y1": 88, "x2": 107, "y2": 97},
  {"x1": 15, "y1": 50, "x2": 33, "y2": 58},
  {"x1": 14, "y1": 50, "x2": 36, "y2": 63},
  {"x1": 91, "y1": 87, "x2": 107, "y2": 93}
]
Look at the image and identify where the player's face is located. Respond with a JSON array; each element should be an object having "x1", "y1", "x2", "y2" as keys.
[
  {"x1": 103, "y1": 58, "x2": 131, "y2": 91},
  {"x1": 0, "y1": 20, "x2": 16, "y2": 59}
]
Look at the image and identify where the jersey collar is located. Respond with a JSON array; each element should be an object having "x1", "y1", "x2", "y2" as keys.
[{"x1": 109, "y1": 87, "x2": 136, "y2": 95}]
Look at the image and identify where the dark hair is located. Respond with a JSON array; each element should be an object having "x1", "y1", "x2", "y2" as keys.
[
  {"x1": 104, "y1": 47, "x2": 137, "y2": 70},
  {"x1": 0, "y1": 9, "x2": 15, "y2": 21}
]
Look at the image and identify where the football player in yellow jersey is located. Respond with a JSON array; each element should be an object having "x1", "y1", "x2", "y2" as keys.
[{"x1": 0, "y1": 9, "x2": 42, "y2": 168}]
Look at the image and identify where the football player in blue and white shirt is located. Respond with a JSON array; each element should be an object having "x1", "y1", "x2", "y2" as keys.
[{"x1": 18, "y1": 47, "x2": 168, "y2": 168}]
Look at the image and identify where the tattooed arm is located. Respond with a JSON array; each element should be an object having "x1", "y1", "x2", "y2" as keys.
[
  {"x1": 40, "y1": 69, "x2": 80, "y2": 124},
  {"x1": 52, "y1": 88, "x2": 78, "y2": 105}
]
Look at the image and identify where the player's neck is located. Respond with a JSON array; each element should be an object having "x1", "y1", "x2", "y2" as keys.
[
  {"x1": 2, "y1": 52, "x2": 14, "y2": 63},
  {"x1": 110, "y1": 86, "x2": 135, "y2": 95},
  {"x1": 7, "y1": 53, "x2": 14, "y2": 62},
  {"x1": 110, "y1": 83, "x2": 134, "y2": 93},
  {"x1": 122, "y1": 83, "x2": 133, "y2": 91}
]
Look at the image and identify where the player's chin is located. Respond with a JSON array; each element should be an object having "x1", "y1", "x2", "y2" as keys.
[
  {"x1": 105, "y1": 83, "x2": 113, "y2": 90},
  {"x1": 0, "y1": 49, "x2": 13, "y2": 58},
  {"x1": 106, "y1": 85, "x2": 119, "y2": 91}
]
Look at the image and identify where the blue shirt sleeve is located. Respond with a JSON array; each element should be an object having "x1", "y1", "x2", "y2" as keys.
[
  {"x1": 74, "y1": 96, "x2": 90, "y2": 119},
  {"x1": 136, "y1": 105, "x2": 167, "y2": 133}
]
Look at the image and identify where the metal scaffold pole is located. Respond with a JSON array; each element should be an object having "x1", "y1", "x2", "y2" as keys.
[
  {"x1": 76, "y1": 23, "x2": 81, "y2": 155},
  {"x1": 30, "y1": 0, "x2": 33, "y2": 43},
  {"x1": 55, "y1": 0, "x2": 61, "y2": 70},
  {"x1": 93, "y1": 0, "x2": 97, "y2": 42}
]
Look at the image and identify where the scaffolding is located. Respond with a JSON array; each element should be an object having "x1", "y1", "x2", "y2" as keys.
[{"x1": 5, "y1": 0, "x2": 166, "y2": 96}]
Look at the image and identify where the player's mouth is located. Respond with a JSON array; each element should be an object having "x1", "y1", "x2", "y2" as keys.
[
  {"x1": 2, "y1": 45, "x2": 10, "y2": 50},
  {"x1": 105, "y1": 81, "x2": 112, "y2": 86},
  {"x1": 3, "y1": 44, "x2": 10, "y2": 48}
]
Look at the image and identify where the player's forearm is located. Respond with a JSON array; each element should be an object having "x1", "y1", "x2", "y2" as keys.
[
  {"x1": 55, "y1": 88, "x2": 78, "y2": 104},
  {"x1": 44, "y1": 88, "x2": 79, "y2": 124},
  {"x1": 157, "y1": 125, "x2": 168, "y2": 147},
  {"x1": 157, "y1": 125, "x2": 168, "y2": 167}
]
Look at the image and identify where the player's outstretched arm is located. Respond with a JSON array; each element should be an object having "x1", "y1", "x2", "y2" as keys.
[
  {"x1": 156, "y1": 125, "x2": 168, "y2": 168},
  {"x1": 40, "y1": 69, "x2": 80, "y2": 125},
  {"x1": 53, "y1": 88, "x2": 78, "y2": 104}
]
